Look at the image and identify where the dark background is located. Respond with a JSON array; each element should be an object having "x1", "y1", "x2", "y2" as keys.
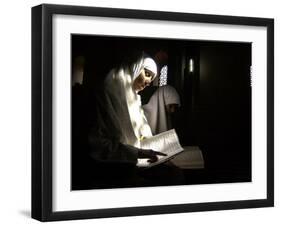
[{"x1": 71, "y1": 34, "x2": 252, "y2": 187}]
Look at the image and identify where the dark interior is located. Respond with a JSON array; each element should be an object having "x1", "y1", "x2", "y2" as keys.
[{"x1": 71, "y1": 34, "x2": 252, "y2": 189}]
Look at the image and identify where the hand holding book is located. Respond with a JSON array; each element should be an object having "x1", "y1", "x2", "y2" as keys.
[
  {"x1": 137, "y1": 129, "x2": 184, "y2": 168},
  {"x1": 137, "y1": 149, "x2": 167, "y2": 163}
]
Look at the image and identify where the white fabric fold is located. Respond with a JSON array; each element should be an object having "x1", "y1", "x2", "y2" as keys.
[
  {"x1": 104, "y1": 52, "x2": 157, "y2": 147},
  {"x1": 143, "y1": 85, "x2": 181, "y2": 135}
]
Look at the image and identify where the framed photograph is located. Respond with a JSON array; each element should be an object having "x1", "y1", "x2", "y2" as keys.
[{"x1": 32, "y1": 4, "x2": 274, "y2": 221}]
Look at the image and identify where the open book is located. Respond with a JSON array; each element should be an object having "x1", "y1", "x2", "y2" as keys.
[{"x1": 137, "y1": 129, "x2": 184, "y2": 168}]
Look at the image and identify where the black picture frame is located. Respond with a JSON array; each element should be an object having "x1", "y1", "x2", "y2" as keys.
[{"x1": 32, "y1": 3, "x2": 274, "y2": 222}]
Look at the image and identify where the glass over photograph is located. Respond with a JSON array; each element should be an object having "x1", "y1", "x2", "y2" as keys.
[{"x1": 71, "y1": 35, "x2": 252, "y2": 190}]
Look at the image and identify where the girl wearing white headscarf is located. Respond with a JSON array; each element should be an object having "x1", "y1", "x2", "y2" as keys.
[
  {"x1": 103, "y1": 52, "x2": 158, "y2": 147},
  {"x1": 89, "y1": 52, "x2": 165, "y2": 166},
  {"x1": 85, "y1": 52, "x2": 185, "y2": 188}
]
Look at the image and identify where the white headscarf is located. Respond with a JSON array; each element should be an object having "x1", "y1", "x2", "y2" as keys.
[
  {"x1": 130, "y1": 53, "x2": 157, "y2": 81},
  {"x1": 104, "y1": 52, "x2": 157, "y2": 147}
]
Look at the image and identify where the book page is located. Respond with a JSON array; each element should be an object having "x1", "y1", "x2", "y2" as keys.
[{"x1": 137, "y1": 129, "x2": 184, "y2": 168}]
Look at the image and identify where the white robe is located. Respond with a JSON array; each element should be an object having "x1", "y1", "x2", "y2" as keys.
[
  {"x1": 104, "y1": 54, "x2": 157, "y2": 148},
  {"x1": 142, "y1": 85, "x2": 181, "y2": 135}
]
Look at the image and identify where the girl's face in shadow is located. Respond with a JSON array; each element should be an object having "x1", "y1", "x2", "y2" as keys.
[{"x1": 133, "y1": 68, "x2": 154, "y2": 93}]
